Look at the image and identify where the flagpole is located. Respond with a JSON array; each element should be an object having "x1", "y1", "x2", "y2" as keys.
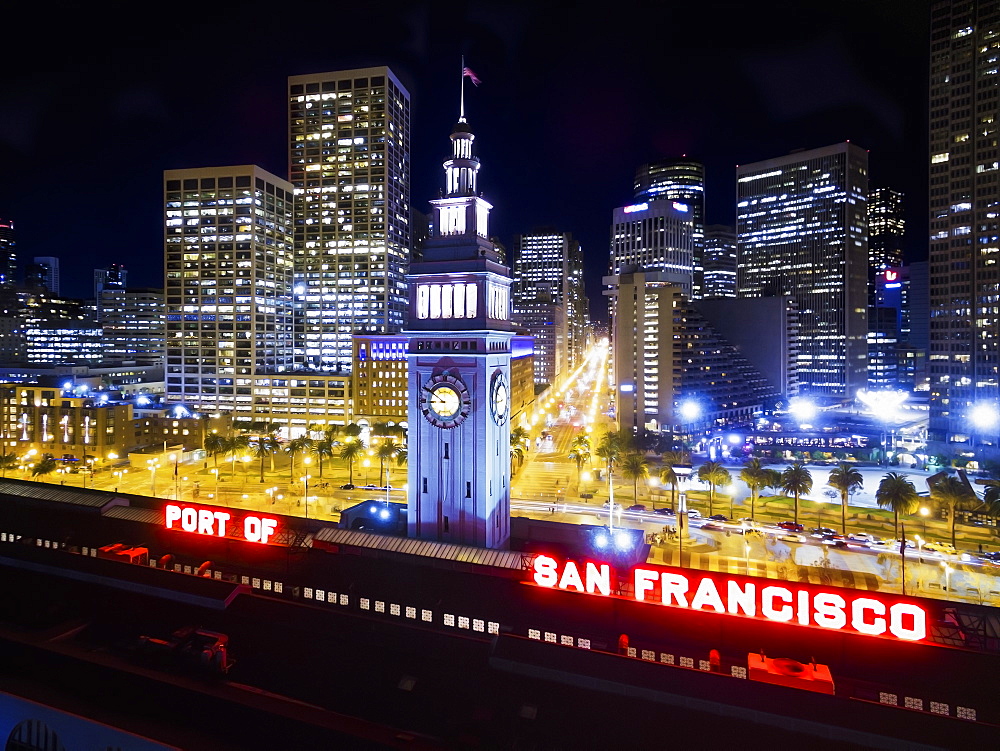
[{"x1": 460, "y1": 55, "x2": 465, "y2": 121}]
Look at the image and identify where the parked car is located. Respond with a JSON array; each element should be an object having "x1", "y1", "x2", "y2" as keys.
[
  {"x1": 708, "y1": 514, "x2": 728, "y2": 522},
  {"x1": 686, "y1": 509, "x2": 702, "y2": 518},
  {"x1": 777, "y1": 521, "x2": 805, "y2": 533},
  {"x1": 626, "y1": 504, "x2": 647, "y2": 512},
  {"x1": 340, "y1": 483, "x2": 355, "y2": 490},
  {"x1": 653, "y1": 507, "x2": 675, "y2": 516}
]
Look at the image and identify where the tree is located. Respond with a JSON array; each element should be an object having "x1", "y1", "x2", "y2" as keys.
[
  {"x1": 284, "y1": 437, "x2": 313, "y2": 483},
  {"x1": 780, "y1": 463, "x2": 813, "y2": 525},
  {"x1": 762, "y1": 468, "x2": 783, "y2": 495},
  {"x1": 828, "y1": 462, "x2": 864, "y2": 535},
  {"x1": 204, "y1": 433, "x2": 227, "y2": 470},
  {"x1": 377, "y1": 438, "x2": 402, "y2": 486},
  {"x1": 620, "y1": 453, "x2": 649, "y2": 501},
  {"x1": 311, "y1": 439, "x2": 335, "y2": 478},
  {"x1": 225, "y1": 435, "x2": 250, "y2": 478},
  {"x1": 0, "y1": 452, "x2": 18, "y2": 478},
  {"x1": 567, "y1": 445, "x2": 591, "y2": 487},
  {"x1": 876, "y1": 472, "x2": 919, "y2": 541},
  {"x1": 739, "y1": 457, "x2": 766, "y2": 520},
  {"x1": 31, "y1": 457, "x2": 58, "y2": 478},
  {"x1": 510, "y1": 426, "x2": 530, "y2": 470},
  {"x1": 250, "y1": 436, "x2": 273, "y2": 483},
  {"x1": 697, "y1": 461, "x2": 731, "y2": 517},
  {"x1": 339, "y1": 440, "x2": 367, "y2": 486},
  {"x1": 343, "y1": 423, "x2": 363, "y2": 441},
  {"x1": 931, "y1": 474, "x2": 977, "y2": 548}
]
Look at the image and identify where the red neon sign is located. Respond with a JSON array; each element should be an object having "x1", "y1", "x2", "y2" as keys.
[
  {"x1": 529, "y1": 555, "x2": 927, "y2": 643},
  {"x1": 885, "y1": 269, "x2": 898, "y2": 282},
  {"x1": 164, "y1": 504, "x2": 279, "y2": 545}
]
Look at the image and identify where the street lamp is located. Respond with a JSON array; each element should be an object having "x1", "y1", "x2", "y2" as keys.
[
  {"x1": 969, "y1": 402, "x2": 999, "y2": 461},
  {"x1": 856, "y1": 389, "x2": 909, "y2": 466},
  {"x1": 265, "y1": 486, "x2": 278, "y2": 505},
  {"x1": 210, "y1": 467, "x2": 220, "y2": 503},
  {"x1": 941, "y1": 561, "x2": 952, "y2": 592},
  {"x1": 301, "y1": 473, "x2": 312, "y2": 517},
  {"x1": 112, "y1": 469, "x2": 126, "y2": 492},
  {"x1": 919, "y1": 506, "x2": 930, "y2": 539},
  {"x1": 147, "y1": 459, "x2": 159, "y2": 496},
  {"x1": 673, "y1": 464, "x2": 694, "y2": 566}
]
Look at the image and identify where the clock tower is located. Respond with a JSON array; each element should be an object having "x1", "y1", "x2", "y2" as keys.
[{"x1": 405, "y1": 87, "x2": 513, "y2": 549}]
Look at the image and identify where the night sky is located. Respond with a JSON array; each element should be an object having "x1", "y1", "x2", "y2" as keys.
[{"x1": 1, "y1": 1, "x2": 930, "y2": 320}]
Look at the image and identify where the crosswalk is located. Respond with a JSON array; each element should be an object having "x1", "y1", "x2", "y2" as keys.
[{"x1": 646, "y1": 546, "x2": 883, "y2": 591}]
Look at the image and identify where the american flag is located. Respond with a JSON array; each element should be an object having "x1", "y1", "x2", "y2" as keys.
[{"x1": 462, "y1": 67, "x2": 481, "y2": 86}]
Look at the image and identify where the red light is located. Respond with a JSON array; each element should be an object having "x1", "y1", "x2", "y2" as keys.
[{"x1": 164, "y1": 503, "x2": 278, "y2": 545}]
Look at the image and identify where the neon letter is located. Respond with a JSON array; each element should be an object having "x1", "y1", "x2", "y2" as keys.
[
  {"x1": 213, "y1": 511, "x2": 231, "y2": 537},
  {"x1": 585, "y1": 562, "x2": 611, "y2": 596},
  {"x1": 634, "y1": 568, "x2": 659, "y2": 602},
  {"x1": 197, "y1": 509, "x2": 215, "y2": 535},
  {"x1": 690, "y1": 578, "x2": 725, "y2": 613},
  {"x1": 761, "y1": 586, "x2": 793, "y2": 622},
  {"x1": 165, "y1": 504, "x2": 181, "y2": 529},
  {"x1": 797, "y1": 590, "x2": 811, "y2": 625},
  {"x1": 260, "y1": 518, "x2": 277, "y2": 545},
  {"x1": 727, "y1": 581, "x2": 756, "y2": 616},
  {"x1": 181, "y1": 507, "x2": 197, "y2": 532},
  {"x1": 851, "y1": 598, "x2": 887, "y2": 636},
  {"x1": 813, "y1": 593, "x2": 847, "y2": 629},
  {"x1": 533, "y1": 555, "x2": 559, "y2": 588},
  {"x1": 660, "y1": 573, "x2": 689, "y2": 607},
  {"x1": 889, "y1": 603, "x2": 927, "y2": 641},
  {"x1": 559, "y1": 561, "x2": 585, "y2": 592}
]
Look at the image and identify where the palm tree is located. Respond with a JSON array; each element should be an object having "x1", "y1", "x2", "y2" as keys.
[
  {"x1": 225, "y1": 435, "x2": 251, "y2": 478},
  {"x1": 205, "y1": 433, "x2": 227, "y2": 470},
  {"x1": 660, "y1": 464, "x2": 680, "y2": 509},
  {"x1": 876, "y1": 472, "x2": 919, "y2": 541},
  {"x1": 250, "y1": 436, "x2": 273, "y2": 483},
  {"x1": 780, "y1": 463, "x2": 813, "y2": 525},
  {"x1": 763, "y1": 468, "x2": 783, "y2": 495},
  {"x1": 394, "y1": 447, "x2": 408, "y2": 469},
  {"x1": 343, "y1": 423, "x2": 363, "y2": 442},
  {"x1": 739, "y1": 458, "x2": 767, "y2": 520},
  {"x1": 0, "y1": 452, "x2": 19, "y2": 478},
  {"x1": 697, "y1": 461, "x2": 731, "y2": 517},
  {"x1": 311, "y1": 439, "x2": 335, "y2": 478},
  {"x1": 376, "y1": 438, "x2": 402, "y2": 486},
  {"x1": 567, "y1": 445, "x2": 591, "y2": 487},
  {"x1": 284, "y1": 436, "x2": 313, "y2": 483},
  {"x1": 339, "y1": 440, "x2": 367, "y2": 487},
  {"x1": 31, "y1": 457, "x2": 58, "y2": 478},
  {"x1": 620, "y1": 453, "x2": 649, "y2": 501},
  {"x1": 510, "y1": 426, "x2": 529, "y2": 471},
  {"x1": 828, "y1": 462, "x2": 864, "y2": 535},
  {"x1": 931, "y1": 474, "x2": 976, "y2": 548}
]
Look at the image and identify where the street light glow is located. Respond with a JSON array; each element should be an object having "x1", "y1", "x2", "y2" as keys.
[
  {"x1": 679, "y1": 400, "x2": 700, "y2": 422},
  {"x1": 970, "y1": 402, "x2": 999, "y2": 430}
]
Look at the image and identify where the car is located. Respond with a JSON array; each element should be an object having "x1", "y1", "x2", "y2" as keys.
[
  {"x1": 701, "y1": 521, "x2": 724, "y2": 531},
  {"x1": 846, "y1": 533, "x2": 879, "y2": 545},
  {"x1": 685, "y1": 509, "x2": 702, "y2": 518},
  {"x1": 777, "y1": 532, "x2": 807, "y2": 544},
  {"x1": 777, "y1": 521, "x2": 804, "y2": 533},
  {"x1": 811, "y1": 527, "x2": 839, "y2": 539},
  {"x1": 626, "y1": 504, "x2": 647, "y2": 512},
  {"x1": 708, "y1": 514, "x2": 729, "y2": 522},
  {"x1": 923, "y1": 541, "x2": 958, "y2": 556},
  {"x1": 653, "y1": 507, "x2": 676, "y2": 516},
  {"x1": 340, "y1": 483, "x2": 355, "y2": 490}
]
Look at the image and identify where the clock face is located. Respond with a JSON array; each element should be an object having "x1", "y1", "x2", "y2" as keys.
[
  {"x1": 421, "y1": 373, "x2": 471, "y2": 428},
  {"x1": 490, "y1": 372, "x2": 509, "y2": 424}
]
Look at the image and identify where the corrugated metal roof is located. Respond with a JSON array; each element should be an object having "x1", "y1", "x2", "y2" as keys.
[
  {"x1": 314, "y1": 526, "x2": 526, "y2": 570},
  {"x1": 0, "y1": 480, "x2": 112, "y2": 508},
  {"x1": 104, "y1": 506, "x2": 162, "y2": 524}
]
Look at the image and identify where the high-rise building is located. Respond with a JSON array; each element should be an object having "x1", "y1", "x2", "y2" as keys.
[
  {"x1": 0, "y1": 219, "x2": 16, "y2": 289},
  {"x1": 609, "y1": 200, "x2": 694, "y2": 302},
  {"x1": 163, "y1": 165, "x2": 296, "y2": 414},
  {"x1": 737, "y1": 142, "x2": 869, "y2": 399},
  {"x1": 634, "y1": 158, "x2": 705, "y2": 298},
  {"x1": 29, "y1": 257, "x2": 60, "y2": 296},
  {"x1": 605, "y1": 267, "x2": 775, "y2": 435},
  {"x1": 94, "y1": 264, "x2": 128, "y2": 303},
  {"x1": 512, "y1": 230, "x2": 588, "y2": 385},
  {"x1": 868, "y1": 188, "x2": 905, "y2": 272},
  {"x1": 98, "y1": 287, "x2": 165, "y2": 366},
  {"x1": 288, "y1": 67, "x2": 411, "y2": 371},
  {"x1": 405, "y1": 100, "x2": 513, "y2": 548},
  {"x1": 702, "y1": 225, "x2": 738, "y2": 299},
  {"x1": 928, "y1": 1, "x2": 1000, "y2": 447}
]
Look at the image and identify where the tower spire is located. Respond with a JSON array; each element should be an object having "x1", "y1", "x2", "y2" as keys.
[{"x1": 460, "y1": 55, "x2": 466, "y2": 122}]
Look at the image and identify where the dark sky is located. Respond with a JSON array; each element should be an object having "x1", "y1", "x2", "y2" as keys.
[{"x1": 0, "y1": 1, "x2": 930, "y2": 321}]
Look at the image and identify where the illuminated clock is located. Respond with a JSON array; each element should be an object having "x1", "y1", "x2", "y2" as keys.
[
  {"x1": 490, "y1": 371, "x2": 509, "y2": 425},
  {"x1": 421, "y1": 373, "x2": 471, "y2": 428}
]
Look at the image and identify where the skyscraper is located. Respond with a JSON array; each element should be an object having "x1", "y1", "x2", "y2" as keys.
[
  {"x1": 94, "y1": 264, "x2": 127, "y2": 303},
  {"x1": 868, "y1": 187, "x2": 905, "y2": 272},
  {"x1": 163, "y1": 165, "x2": 296, "y2": 413},
  {"x1": 928, "y1": 1, "x2": 1000, "y2": 447},
  {"x1": 288, "y1": 67, "x2": 411, "y2": 371},
  {"x1": 0, "y1": 219, "x2": 16, "y2": 289},
  {"x1": 737, "y1": 142, "x2": 869, "y2": 399},
  {"x1": 30, "y1": 257, "x2": 60, "y2": 296},
  {"x1": 702, "y1": 225, "x2": 738, "y2": 299},
  {"x1": 512, "y1": 230, "x2": 587, "y2": 384},
  {"x1": 609, "y1": 200, "x2": 694, "y2": 299},
  {"x1": 633, "y1": 158, "x2": 705, "y2": 298}
]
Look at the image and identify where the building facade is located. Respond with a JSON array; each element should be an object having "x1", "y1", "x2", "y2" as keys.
[
  {"x1": 288, "y1": 67, "x2": 411, "y2": 370},
  {"x1": 868, "y1": 187, "x2": 905, "y2": 273},
  {"x1": 163, "y1": 165, "x2": 296, "y2": 415},
  {"x1": 928, "y1": 0, "x2": 1000, "y2": 447},
  {"x1": 609, "y1": 200, "x2": 695, "y2": 302},
  {"x1": 0, "y1": 219, "x2": 16, "y2": 289},
  {"x1": 98, "y1": 287, "x2": 165, "y2": 366},
  {"x1": 737, "y1": 142, "x2": 869, "y2": 399},
  {"x1": 29, "y1": 257, "x2": 60, "y2": 297},
  {"x1": 702, "y1": 225, "x2": 738, "y2": 299}
]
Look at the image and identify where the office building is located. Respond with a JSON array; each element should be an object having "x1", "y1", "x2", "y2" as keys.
[
  {"x1": 288, "y1": 67, "x2": 411, "y2": 371},
  {"x1": 702, "y1": 225, "x2": 738, "y2": 299},
  {"x1": 868, "y1": 187, "x2": 905, "y2": 272},
  {"x1": 609, "y1": 200, "x2": 695, "y2": 302},
  {"x1": 737, "y1": 142, "x2": 869, "y2": 399},
  {"x1": 0, "y1": 219, "x2": 16, "y2": 289},
  {"x1": 27, "y1": 257, "x2": 60, "y2": 296},
  {"x1": 94, "y1": 264, "x2": 128, "y2": 307},
  {"x1": 928, "y1": 0, "x2": 1000, "y2": 446},
  {"x1": 512, "y1": 230, "x2": 588, "y2": 385},
  {"x1": 870, "y1": 263, "x2": 929, "y2": 389},
  {"x1": 98, "y1": 287, "x2": 165, "y2": 366},
  {"x1": 605, "y1": 267, "x2": 775, "y2": 435},
  {"x1": 634, "y1": 158, "x2": 705, "y2": 298},
  {"x1": 163, "y1": 165, "x2": 296, "y2": 414}
]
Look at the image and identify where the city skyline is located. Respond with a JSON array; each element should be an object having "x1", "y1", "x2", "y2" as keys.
[{"x1": 0, "y1": 1, "x2": 929, "y2": 318}]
